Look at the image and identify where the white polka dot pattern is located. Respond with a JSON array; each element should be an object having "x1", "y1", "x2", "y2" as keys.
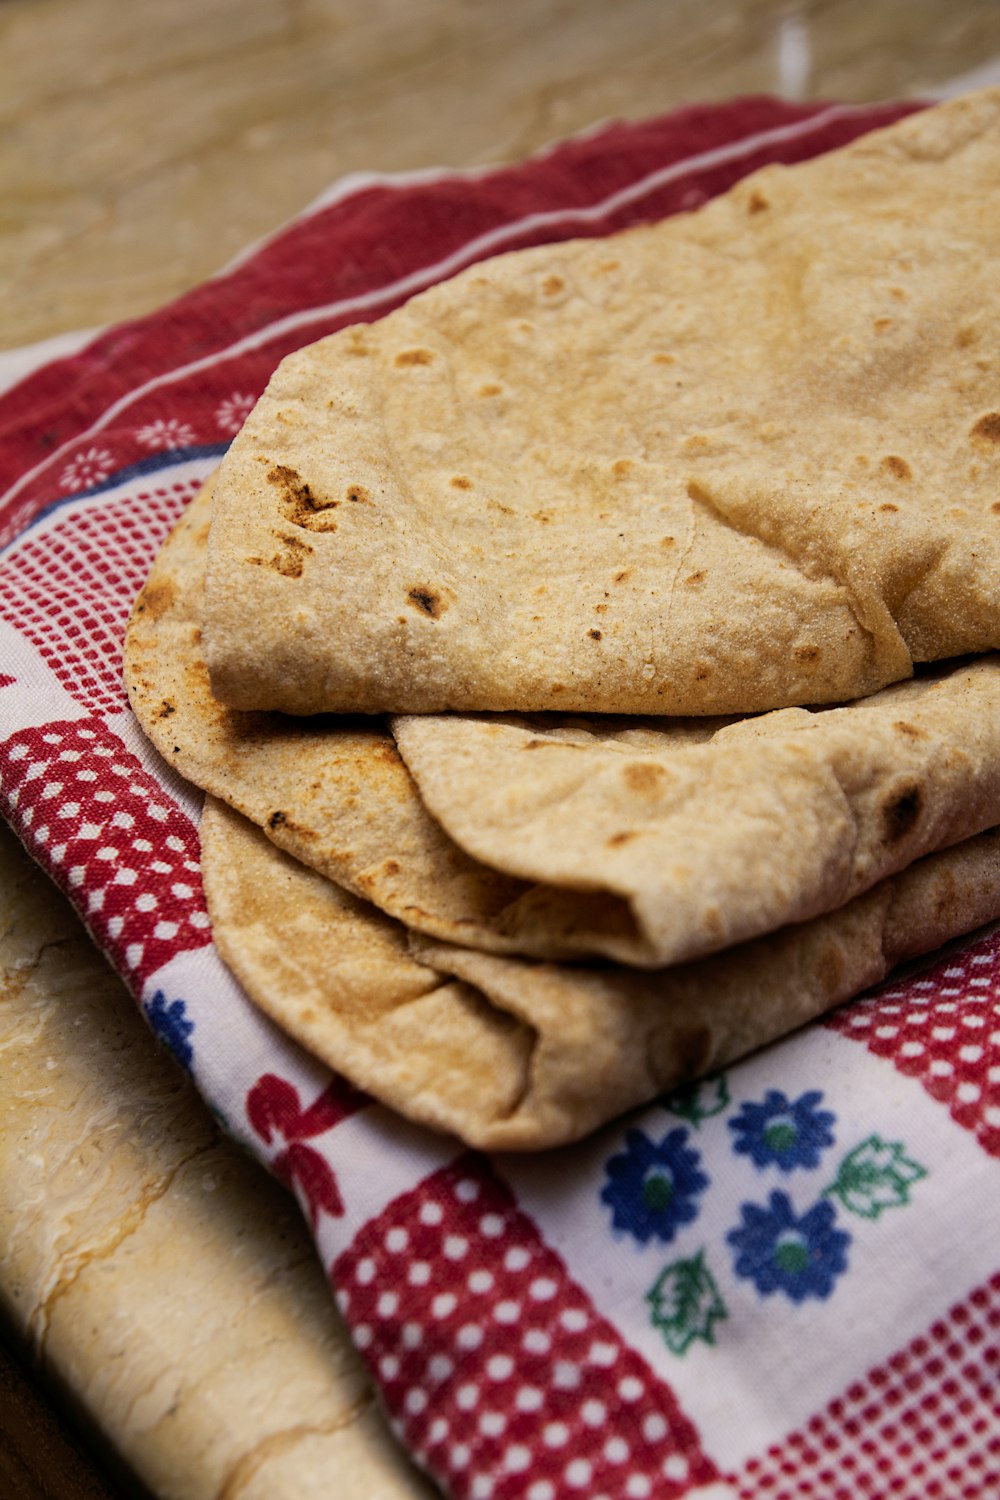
[
  {"x1": 333, "y1": 1156, "x2": 717, "y2": 1500},
  {"x1": 730, "y1": 1272, "x2": 1000, "y2": 1499},
  {"x1": 0, "y1": 717, "x2": 210, "y2": 983},
  {"x1": 827, "y1": 931, "x2": 1000, "y2": 1157}
]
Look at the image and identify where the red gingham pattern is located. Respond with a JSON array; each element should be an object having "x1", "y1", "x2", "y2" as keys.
[
  {"x1": 0, "y1": 478, "x2": 200, "y2": 714},
  {"x1": 826, "y1": 933, "x2": 1000, "y2": 1158},
  {"x1": 333, "y1": 1156, "x2": 718, "y2": 1500},
  {"x1": 0, "y1": 717, "x2": 210, "y2": 984},
  {"x1": 729, "y1": 1273, "x2": 1000, "y2": 1500}
]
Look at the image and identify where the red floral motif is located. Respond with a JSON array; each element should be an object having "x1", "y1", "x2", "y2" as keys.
[{"x1": 246, "y1": 1073, "x2": 367, "y2": 1226}]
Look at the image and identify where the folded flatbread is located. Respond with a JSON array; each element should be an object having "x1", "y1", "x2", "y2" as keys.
[
  {"x1": 205, "y1": 89, "x2": 1000, "y2": 717},
  {"x1": 201, "y1": 798, "x2": 1000, "y2": 1149},
  {"x1": 126, "y1": 481, "x2": 1000, "y2": 967}
]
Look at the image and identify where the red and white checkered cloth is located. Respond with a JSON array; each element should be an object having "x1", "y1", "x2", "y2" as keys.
[{"x1": 2, "y1": 97, "x2": 999, "y2": 1500}]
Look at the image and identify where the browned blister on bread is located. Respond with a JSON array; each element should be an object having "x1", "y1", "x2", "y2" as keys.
[{"x1": 204, "y1": 91, "x2": 1000, "y2": 716}]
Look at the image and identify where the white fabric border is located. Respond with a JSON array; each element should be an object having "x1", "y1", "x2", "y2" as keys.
[{"x1": 504, "y1": 1025, "x2": 1000, "y2": 1470}]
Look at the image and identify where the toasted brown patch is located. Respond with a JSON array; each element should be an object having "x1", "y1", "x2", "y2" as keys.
[
  {"x1": 373, "y1": 741, "x2": 404, "y2": 766},
  {"x1": 612, "y1": 459, "x2": 633, "y2": 477},
  {"x1": 694, "y1": 665, "x2": 712, "y2": 681},
  {"x1": 382, "y1": 858, "x2": 401, "y2": 876},
  {"x1": 747, "y1": 189, "x2": 770, "y2": 214},
  {"x1": 970, "y1": 412, "x2": 1000, "y2": 446},
  {"x1": 450, "y1": 476, "x2": 472, "y2": 490},
  {"x1": 268, "y1": 810, "x2": 287, "y2": 830},
  {"x1": 588, "y1": 629, "x2": 602, "y2": 641},
  {"x1": 684, "y1": 570, "x2": 707, "y2": 586},
  {"x1": 346, "y1": 484, "x2": 372, "y2": 504},
  {"x1": 653, "y1": 353, "x2": 675, "y2": 365},
  {"x1": 882, "y1": 783, "x2": 923, "y2": 843},
  {"x1": 269, "y1": 463, "x2": 339, "y2": 531},
  {"x1": 660, "y1": 535, "x2": 675, "y2": 548},
  {"x1": 623, "y1": 762, "x2": 667, "y2": 795},
  {"x1": 893, "y1": 720, "x2": 927, "y2": 741},
  {"x1": 253, "y1": 532, "x2": 313, "y2": 578},
  {"x1": 407, "y1": 587, "x2": 447, "y2": 619},
  {"x1": 873, "y1": 317, "x2": 894, "y2": 333},
  {"x1": 542, "y1": 275, "x2": 565, "y2": 296},
  {"x1": 478, "y1": 383, "x2": 502, "y2": 398},
  {"x1": 879, "y1": 503, "x2": 900, "y2": 513},
  {"x1": 613, "y1": 568, "x2": 631, "y2": 584},
  {"x1": 606, "y1": 831, "x2": 636, "y2": 847},
  {"x1": 794, "y1": 645, "x2": 821, "y2": 663},
  {"x1": 533, "y1": 511, "x2": 553, "y2": 525},
  {"x1": 815, "y1": 939, "x2": 848, "y2": 999},
  {"x1": 702, "y1": 906, "x2": 724, "y2": 940},
  {"x1": 394, "y1": 348, "x2": 434, "y2": 367},
  {"x1": 248, "y1": 546, "x2": 308, "y2": 578},
  {"x1": 156, "y1": 700, "x2": 175, "y2": 719},
  {"x1": 134, "y1": 579, "x2": 178, "y2": 621},
  {"x1": 881, "y1": 455, "x2": 911, "y2": 480}
]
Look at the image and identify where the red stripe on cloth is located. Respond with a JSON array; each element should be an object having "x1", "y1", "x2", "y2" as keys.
[
  {"x1": 0, "y1": 98, "x2": 919, "y2": 549},
  {"x1": 332, "y1": 1155, "x2": 719, "y2": 1500},
  {"x1": 0, "y1": 718, "x2": 211, "y2": 985},
  {"x1": 825, "y1": 933, "x2": 1000, "y2": 1158},
  {"x1": 729, "y1": 1271, "x2": 1000, "y2": 1499},
  {"x1": 0, "y1": 478, "x2": 199, "y2": 712}
]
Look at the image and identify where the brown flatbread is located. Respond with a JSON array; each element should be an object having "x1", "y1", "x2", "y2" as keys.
[
  {"x1": 392, "y1": 664, "x2": 1000, "y2": 965},
  {"x1": 200, "y1": 797, "x2": 1000, "y2": 1149},
  {"x1": 126, "y1": 482, "x2": 1000, "y2": 968},
  {"x1": 123, "y1": 479, "x2": 535, "y2": 953},
  {"x1": 204, "y1": 89, "x2": 1000, "y2": 717}
]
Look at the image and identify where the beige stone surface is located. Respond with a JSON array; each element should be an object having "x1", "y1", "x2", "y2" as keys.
[
  {"x1": 0, "y1": 821, "x2": 431, "y2": 1499},
  {"x1": 2, "y1": 0, "x2": 1000, "y2": 349}
]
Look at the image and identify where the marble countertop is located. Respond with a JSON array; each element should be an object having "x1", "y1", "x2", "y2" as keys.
[{"x1": 2, "y1": 2, "x2": 1000, "y2": 1496}]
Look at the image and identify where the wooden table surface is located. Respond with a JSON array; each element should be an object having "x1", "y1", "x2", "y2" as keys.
[{"x1": 3, "y1": 2, "x2": 1000, "y2": 1497}]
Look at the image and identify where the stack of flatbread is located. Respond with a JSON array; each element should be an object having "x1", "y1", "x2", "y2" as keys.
[{"x1": 125, "y1": 89, "x2": 1000, "y2": 1150}]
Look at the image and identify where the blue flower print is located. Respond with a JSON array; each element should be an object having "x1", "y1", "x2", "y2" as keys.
[
  {"x1": 729, "y1": 1089, "x2": 835, "y2": 1172},
  {"x1": 145, "y1": 991, "x2": 195, "y2": 1071},
  {"x1": 727, "y1": 1190, "x2": 850, "y2": 1303},
  {"x1": 601, "y1": 1127, "x2": 709, "y2": 1245}
]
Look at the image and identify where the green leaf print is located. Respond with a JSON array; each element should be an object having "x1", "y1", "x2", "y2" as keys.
[
  {"x1": 663, "y1": 1074, "x2": 731, "y2": 1128},
  {"x1": 647, "y1": 1250, "x2": 728, "y2": 1355},
  {"x1": 825, "y1": 1134, "x2": 927, "y2": 1220}
]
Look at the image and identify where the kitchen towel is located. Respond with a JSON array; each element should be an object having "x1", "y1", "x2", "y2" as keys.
[{"x1": 1, "y1": 95, "x2": 998, "y2": 1500}]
